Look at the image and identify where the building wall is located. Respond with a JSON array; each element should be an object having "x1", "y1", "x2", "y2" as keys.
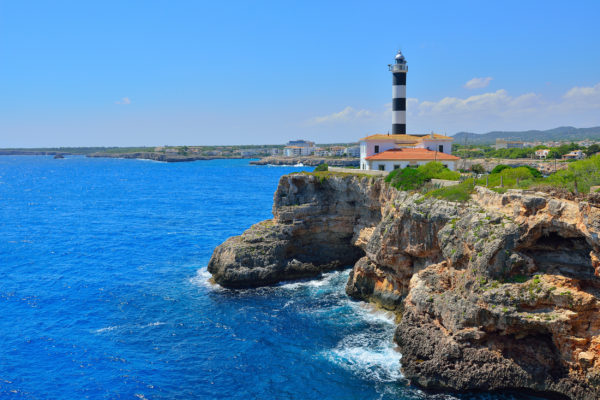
[
  {"x1": 284, "y1": 148, "x2": 302, "y2": 157},
  {"x1": 418, "y1": 139, "x2": 451, "y2": 154},
  {"x1": 365, "y1": 159, "x2": 456, "y2": 172},
  {"x1": 360, "y1": 140, "x2": 399, "y2": 169}
]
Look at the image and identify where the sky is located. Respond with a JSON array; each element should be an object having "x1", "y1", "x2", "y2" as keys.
[{"x1": 1, "y1": 0, "x2": 600, "y2": 147}]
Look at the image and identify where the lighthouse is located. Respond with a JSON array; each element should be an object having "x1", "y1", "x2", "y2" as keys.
[{"x1": 389, "y1": 50, "x2": 407, "y2": 135}]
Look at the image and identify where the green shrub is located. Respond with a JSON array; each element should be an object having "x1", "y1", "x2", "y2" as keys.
[
  {"x1": 470, "y1": 164, "x2": 486, "y2": 174},
  {"x1": 491, "y1": 164, "x2": 511, "y2": 174},
  {"x1": 385, "y1": 162, "x2": 460, "y2": 192},
  {"x1": 523, "y1": 165, "x2": 542, "y2": 178},
  {"x1": 500, "y1": 166, "x2": 534, "y2": 180},
  {"x1": 386, "y1": 167, "x2": 427, "y2": 191},
  {"x1": 417, "y1": 162, "x2": 460, "y2": 181},
  {"x1": 314, "y1": 163, "x2": 328, "y2": 172}
]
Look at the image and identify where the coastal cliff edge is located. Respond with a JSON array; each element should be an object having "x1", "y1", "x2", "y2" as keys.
[{"x1": 207, "y1": 172, "x2": 600, "y2": 399}]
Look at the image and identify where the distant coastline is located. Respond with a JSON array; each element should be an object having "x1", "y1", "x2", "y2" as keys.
[{"x1": 0, "y1": 149, "x2": 360, "y2": 165}]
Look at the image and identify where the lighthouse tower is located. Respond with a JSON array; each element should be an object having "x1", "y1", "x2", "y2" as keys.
[{"x1": 389, "y1": 50, "x2": 407, "y2": 135}]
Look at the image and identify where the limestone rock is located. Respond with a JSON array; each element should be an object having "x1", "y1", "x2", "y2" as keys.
[{"x1": 208, "y1": 173, "x2": 600, "y2": 398}]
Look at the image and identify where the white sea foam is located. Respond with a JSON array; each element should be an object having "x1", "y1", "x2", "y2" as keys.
[
  {"x1": 93, "y1": 325, "x2": 119, "y2": 333},
  {"x1": 94, "y1": 321, "x2": 165, "y2": 334},
  {"x1": 189, "y1": 267, "x2": 223, "y2": 291},
  {"x1": 323, "y1": 331, "x2": 402, "y2": 382},
  {"x1": 278, "y1": 270, "x2": 349, "y2": 291},
  {"x1": 140, "y1": 321, "x2": 165, "y2": 328},
  {"x1": 348, "y1": 301, "x2": 397, "y2": 326}
]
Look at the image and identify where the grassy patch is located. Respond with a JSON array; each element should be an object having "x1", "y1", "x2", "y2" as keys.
[{"x1": 424, "y1": 179, "x2": 474, "y2": 202}]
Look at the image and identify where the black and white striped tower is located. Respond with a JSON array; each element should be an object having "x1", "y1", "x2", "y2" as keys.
[{"x1": 389, "y1": 50, "x2": 407, "y2": 135}]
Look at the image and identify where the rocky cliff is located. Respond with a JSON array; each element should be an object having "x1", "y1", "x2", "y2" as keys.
[{"x1": 207, "y1": 172, "x2": 600, "y2": 399}]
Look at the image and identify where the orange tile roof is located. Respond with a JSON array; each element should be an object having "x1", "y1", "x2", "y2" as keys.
[
  {"x1": 365, "y1": 148, "x2": 460, "y2": 161},
  {"x1": 359, "y1": 133, "x2": 454, "y2": 142}
]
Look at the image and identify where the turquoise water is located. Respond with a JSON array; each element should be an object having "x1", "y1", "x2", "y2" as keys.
[{"x1": 0, "y1": 156, "x2": 538, "y2": 399}]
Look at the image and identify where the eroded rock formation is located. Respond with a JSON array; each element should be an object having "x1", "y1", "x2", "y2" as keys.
[
  {"x1": 207, "y1": 174, "x2": 388, "y2": 288},
  {"x1": 207, "y1": 173, "x2": 600, "y2": 399}
]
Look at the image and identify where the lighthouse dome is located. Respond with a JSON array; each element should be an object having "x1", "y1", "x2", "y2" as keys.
[{"x1": 395, "y1": 51, "x2": 405, "y2": 62}]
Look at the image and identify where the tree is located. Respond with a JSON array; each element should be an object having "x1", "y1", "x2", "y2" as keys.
[
  {"x1": 585, "y1": 144, "x2": 600, "y2": 156},
  {"x1": 470, "y1": 164, "x2": 485, "y2": 174}
]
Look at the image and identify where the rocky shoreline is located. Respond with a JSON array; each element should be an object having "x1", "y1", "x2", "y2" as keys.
[
  {"x1": 249, "y1": 156, "x2": 359, "y2": 167},
  {"x1": 207, "y1": 172, "x2": 600, "y2": 399}
]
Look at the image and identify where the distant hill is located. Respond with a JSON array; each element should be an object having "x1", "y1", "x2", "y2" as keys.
[{"x1": 452, "y1": 126, "x2": 600, "y2": 145}]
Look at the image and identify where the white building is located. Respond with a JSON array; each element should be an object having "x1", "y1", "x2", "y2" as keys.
[
  {"x1": 240, "y1": 149, "x2": 259, "y2": 157},
  {"x1": 284, "y1": 146, "x2": 302, "y2": 157},
  {"x1": 535, "y1": 149, "x2": 550, "y2": 159},
  {"x1": 345, "y1": 146, "x2": 360, "y2": 158},
  {"x1": 313, "y1": 147, "x2": 331, "y2": 157},
  {"x1": 359, "y1": 133, "x2": 459, "y2": 171},
  {"x1": 563, "y1": 150, "x2": 585, "y2": 160},
  {"x1": 330, "y1": 146, "x2": 346, "y2": 156},
  {"x1": 284, "y1": 146, "x2": 314, "y2": 156},
  {"x1": 284, "y1": 140, "x2": 315, "y2": 156}
]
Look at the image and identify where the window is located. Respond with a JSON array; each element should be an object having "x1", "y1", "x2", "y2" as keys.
[
  {"x1": 393, "y1": 164, "x2": 400, "y2": 170},
  {"x1": 374, "y1": 145, "x2": 379, "y2": 153},
  {"x1": 439, "y1": 145, "x2": 444, "y2": 152},
  {"x1": 378, "y1": 164, "x2": 385, "y2": 171}
]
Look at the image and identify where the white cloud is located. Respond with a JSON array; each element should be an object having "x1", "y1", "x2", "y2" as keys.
[
  {"x1": 305, "y1": 82, "x2": 600, "y2": 134},
  {"x1": 414, "y1": 89, "x2": 545, "y2": 117},
  {"x1": 561, "y1": 82, "x2": 600, "y2": 109},
  {"x1": 464, "y1": 77, "x2": 493, "y2": 89},
  {"x1": 564, "y1": 82, "x2": 600, "y2": 99},
  {"x1": 308, "y1": 106, "x2": 375, "y2": 125},
  {"x1": 115, "y1": 97, "x2": 131, "y2": 105}
]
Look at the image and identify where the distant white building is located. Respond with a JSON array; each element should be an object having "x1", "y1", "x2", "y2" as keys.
[
  {"x1": 495, "y1": 138, "x2": 524, "y2": 149},
  {"x1": 563, "y1": 150, "x2": 585, "y2": 160},
  {"x1": 359, "y1": 133, "x2": 459, "y2": 171},
  {"x1": 329, "y1": 146, "x2": 345, "y2": 156},
  {"x1": 271, "y1": 148, "x2": 282, "y2": 155},
  {"x1": 345, "y1": 146, "x2": 360, "y2": 158},
  {"x1": 313, "y1": 147, "x2": 330, "y2": 157},
  {"x1": 240, "y1": 149, "x2": 259, "y2": 157},
  {"x1": 284, "y1": 140, "x2": 314, "y2": 156},
  {"x1": 284, "y1": 146, "x2": 304, "y2": 157},
  {"x1": 535, "y1": 149, "x2": 550, "y2": 159}
]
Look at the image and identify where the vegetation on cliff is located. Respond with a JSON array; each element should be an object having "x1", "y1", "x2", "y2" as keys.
[
  {"x1": 314, "y1": 163, "x2": 328, "y2": 172},
  {"x1": 384, "y1": 162, "x2": 460, "y2": 191},
  {"x1": 400, "y1": 155, "x2": 600, "y2": 202}
]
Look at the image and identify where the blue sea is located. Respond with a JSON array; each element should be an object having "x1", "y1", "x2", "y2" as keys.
[{"x1": 0, "y1": 156, "x2": 540, "y2": 400}]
